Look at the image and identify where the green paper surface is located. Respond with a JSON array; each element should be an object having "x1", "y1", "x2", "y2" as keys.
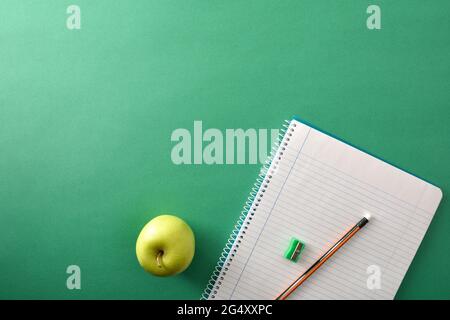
[{"x1": 0, "y1": 1, "x2": 449, "y2": 299}]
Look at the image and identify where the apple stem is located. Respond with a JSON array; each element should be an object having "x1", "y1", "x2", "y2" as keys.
[{"x1": 157, "y1": 251, "x2": 163, "y2": 268}]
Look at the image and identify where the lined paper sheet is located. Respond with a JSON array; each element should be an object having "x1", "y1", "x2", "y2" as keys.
[{"x1": 209, "y1": 119, "x2": 442, "y2": 300}]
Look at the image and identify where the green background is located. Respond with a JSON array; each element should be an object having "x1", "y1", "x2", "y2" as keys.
[{"x1": 0, "y1": 1, "x2": 449, "y2": 299}]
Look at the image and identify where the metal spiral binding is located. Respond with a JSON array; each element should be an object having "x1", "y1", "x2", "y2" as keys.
[{"x1": 201, "y1": 119, "x2": 297, "y2": 300}]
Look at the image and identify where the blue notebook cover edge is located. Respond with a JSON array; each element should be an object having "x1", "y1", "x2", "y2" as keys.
[{"x1": 291, "y1": 115, "x2": 441, "y2": 190}]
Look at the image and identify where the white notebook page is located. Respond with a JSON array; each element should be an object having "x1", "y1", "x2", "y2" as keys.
[{"x1": 209, "y1": 119, "x2": 442, "y2": 300}]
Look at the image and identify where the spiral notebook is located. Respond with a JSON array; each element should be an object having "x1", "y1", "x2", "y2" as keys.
[{"x1": 202, "y1": 118, "x2": 442, "y2": 300}]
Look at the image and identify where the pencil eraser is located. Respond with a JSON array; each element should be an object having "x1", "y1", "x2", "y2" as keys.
[{"x1": 284, "y1": 237, "x2": 305, "y2": 262}]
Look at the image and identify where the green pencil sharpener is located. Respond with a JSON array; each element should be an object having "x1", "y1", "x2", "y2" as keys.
[{"x1": 284, "y1": 237, "x2": 305, "y2": 262}]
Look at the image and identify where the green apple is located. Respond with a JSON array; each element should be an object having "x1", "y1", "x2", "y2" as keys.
[{"x1": 136, "y1": 214, "x2": 195, "y2": 276}]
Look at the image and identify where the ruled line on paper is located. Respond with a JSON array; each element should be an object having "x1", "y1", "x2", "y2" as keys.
[{"x1": 229, "y1": 127, "x2": 312, "y2": 299}]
